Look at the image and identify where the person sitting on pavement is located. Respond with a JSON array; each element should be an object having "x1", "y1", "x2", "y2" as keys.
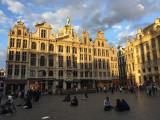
[
  {"x1": 115, "y1": 99, "x2": 124, "y2": 111},
  {"x1": 63, "y1": 95, "x2": 71, "y2": 102},
  {"x1": 104, "y1": 97, "x2": 112, "y2": 111},
  {"x1": 82, "y1": 93, "x2": 88, "y2": 100},
  {"x1": 23, "y1": 98, "x2": 32, "y2": 109},
  {"x1": 122, "y1": 99, "x2": 130, "y2": 110},
  {"x1": 71, "y1": 96, "x2": 78, "y2": 106}
]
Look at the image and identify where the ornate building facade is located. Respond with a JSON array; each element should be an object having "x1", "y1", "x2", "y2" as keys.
[
  {"x1": 5, "y1": 17, "x2": 119, "y2": 94},
  {"x1": 118, "y1": 17, "x2": 160, "y2": 87}
]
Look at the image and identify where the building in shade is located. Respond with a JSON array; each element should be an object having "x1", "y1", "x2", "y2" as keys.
[
  {"x1": 118, "y1": 17, "x2": 160, "y2": 88},
  {"x1": 0, "y1": 69, "x2": 5, "y2": 90},
  {"x1": 5, "y1": 17, "x2": 119, "y2": 94}
]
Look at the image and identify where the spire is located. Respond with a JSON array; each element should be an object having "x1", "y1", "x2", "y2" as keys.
[
  {"x1": 43, "y1": 19, "x2": 45, "y2": 23},
  {"x1": 99, "y1": 27, "x2": 101, "y2": 31},
  {"x1": 156, "y1": 16, "x2": 157, "y2": 19},
  {"x1": 20, "y1": 18, "x2": 21, "y2": 22}
]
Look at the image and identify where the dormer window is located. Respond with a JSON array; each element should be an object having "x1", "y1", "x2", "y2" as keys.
[
  {"x1": 41, "y1": 29, "x2": 46, "y2": 38},
  {"x1": 18, "y1": 30, "x2": 21, "y2": 35},
  {"x1": 98, "y1": 41, "x2": 100, "y2": 46}
]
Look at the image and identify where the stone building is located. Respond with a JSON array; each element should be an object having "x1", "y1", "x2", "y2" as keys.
[
  {"x1": 117, "y1": 45, "x2": 127, "y2": 85},
  {"x1": 118, "y1": 17, "x2": 160, "y2": 87},
  {"x1": 0, "y1": 69, "x2": 5, "y2": 90},
  {"x1": 5, "y1": 17, "x2": 119, "y2": 94}
]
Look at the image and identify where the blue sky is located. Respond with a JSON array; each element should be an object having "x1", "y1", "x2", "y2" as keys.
[{"x1": 0, "y1": 0, "x2": 160, "y2": 69}]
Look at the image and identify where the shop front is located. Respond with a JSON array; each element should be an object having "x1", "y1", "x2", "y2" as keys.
[{"x1": 4, "y1": 80, "x2": 27, "y2": 95}]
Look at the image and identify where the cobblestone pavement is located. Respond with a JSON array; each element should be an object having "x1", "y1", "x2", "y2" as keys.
[{"x1": 0, "y1": 91, "x2": 160, "y2": 120}]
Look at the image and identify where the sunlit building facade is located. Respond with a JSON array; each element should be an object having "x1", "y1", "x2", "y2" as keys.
[
  {"x1": 5, "y1": 17, "x2": 119, "y2": 94},
  {"x1": 118, "y1": 17, "x2": 160, "y2": 87}
]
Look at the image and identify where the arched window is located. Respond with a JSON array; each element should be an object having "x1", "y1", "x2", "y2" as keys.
[
  {"x1": 41, "y1": 43, "x2": 45, "y2": 50},
  {"x1": 49, "y1": 44, "x2": 54, "y2": 51},
  {"x1": 31, "y1": 42, "x2": 36, "y2": 49},
  {"x1": 18, "y1": 30, "x2": 21, "y2": 35},
  {"x1": 38, "y1": 70, "x2": 46, "y2": 77},
  {"x1": 30, "y1": 70, "x2": 35, "y2": 77},
  {"x1": 49, "y1": 70, "x2": 53, "y2": 76},
  {"x1": 40, "y1": 56, "x2": 45, "y2": 66}
]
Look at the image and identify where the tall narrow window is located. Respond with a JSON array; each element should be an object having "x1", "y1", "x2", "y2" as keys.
[
  {"x1": 98, "y1": 49, "x2": 101, "y2": 56},
  {"x1": 49, "y1": 55, "x2": 53, "y2": 67},
  {"x1": 8, "y1": 65, "x2": 13, "y2": 75},
  {"x1": 59, "y1": 45, "x2": 63, "y2": 52},
  {"x1": 30, "y1": 53, "x2": 36, "y2": 66},
  {"x1": 80, "y1": 54, "x2": 83, "y2": 60},
  {"x1": 84, "y1": 37, "x2": 86, "y2": 44},
  {"x1": 66, "y1": 46, "x2": 70, "y2": 53},
  {"x1": 66, "y1": 56, "x2": 71, "y2": 67},
  {"x1": 98, "y1": 41, "x2": 100, "y2": 46},
  {"x1": 23, "y1": 40, "x2": 27, "y2": 48},
  {"x1": 94, "y1": 59, "x2": 97, "y2": 69},
  {"x1": 147, "y1": 52, "x2": 150, "y2": 63},
  {"x1": 73, "y1": 56, "x2": 77, "y2": 68},
  {"x1": 18, "y1": 30, "x2": 21, "y2": 35},
  {"x1": 41, "y1": 29, "x2": 46, "y2": 38},
  {"x1": 9, "y1": 51, "x2": 14, "y2": 60},
  {"x1": 73, "y1": 47, "x2": 77, "y2": 54},
  {"x1": 98, "y1": 59, "x2": 101, "y2": 69},
  {"x1": 102, "y1": 42, "x2": 104, "y2": 47},
  {"x1": 21, "y1": 65, "x2": 26, "y2": 76},
  {"x1": 41, "y1": 43, "x2": 45, "y2": 50},
  {"x1": 58, "y1": 56, "x2": 63, "y2": 67},
  {"x1": 10, "y1": 38, "x2": 15, "y2": 47},
  {"x1": 31, "y1": 42, "x2": 36, "y2": 49},
  {"x1": 15, "y1": 65, "x2": 19, "y2": 76},
  {"x1": 59, "y1": 70, "x2": 63, "y2": 77},
  {"x1": 153, "y1": 50, "x2": 157, "y2": 61},
  {"x1": 16, "y1": 51, "x2": 20, "y2": 61},
  {"x1": 94, "y1": 49, "x2": 97, "y2": 56},
  {"x1": 22, "y1": 52, "x2": 27, "y2": 61},
  {"x1": 17, "y1": 39, "x2": 21, "y2": 48},
  {"x1": 40, "y1": 56, "x2": 45, "y2": 66},
  {"x1": 80, "y1": 63, "x2": 83, "y2": 69},
  {"x1": 103, "y1": 59, "x2": 106, "y2": 69},
  {"x1": 49, "y1": 44, "x2": 54, "y2": 51},
  {"x1": 151, "y1": 38, "x2": 156, "y2": 48}
]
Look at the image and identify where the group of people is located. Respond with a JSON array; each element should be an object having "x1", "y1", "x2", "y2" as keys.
[
  {"x1": 146, "y1": 85, "x2": 157, "y2": 96},
  {"x1": 0, "y1": 89, "x2": 42, "y2": 115},
  {"x1": 63, "y1": 94, "x2": 78, "y2": 106},
  {"x1": 104, "y1": 97, "x2": 130, "y2": 111}
]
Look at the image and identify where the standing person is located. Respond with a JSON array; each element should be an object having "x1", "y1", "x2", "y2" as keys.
[
  {"x1": 148, "y1": 85, "x2": 152, "y2": 96},
  {"x1": 104, "y1": 97, "x2": 112, "y2": 111},
  {"x1": 104, "y1": 86, "x2": 106, "y2": 93},
  {"x1": 119, "y1": 87, "x2": 123, "y2": 93},
  {"x1": 152, "y1": 85, "x2": 156, "y2": 96},
  {"x1": 111, "y1": 87, "x2": 114, "y2": 94},
  {"x1": 133, "y1": 85, "x2": 137, "y2": 96}
]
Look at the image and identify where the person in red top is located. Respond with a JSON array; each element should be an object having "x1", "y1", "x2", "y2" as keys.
[
  {"x1": 139, "y1": 85, "x2": 142, "y2": 92},
  {"x1": 125, "y1": 86, "x2": 128, "y2": 93}
]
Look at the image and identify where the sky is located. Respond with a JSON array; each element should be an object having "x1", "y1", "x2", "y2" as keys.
[{"x1": 0, "y1": 0, "x2": 160, "y2": 69}]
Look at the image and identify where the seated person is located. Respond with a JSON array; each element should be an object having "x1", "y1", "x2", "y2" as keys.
[
  {"x1": 71, "y1": 96, "x2": 78, "y2": 106},
  {"x1": 23, "y1": 99, "x2": 32, "y2": 109},
  {"x1": 104, "y1": 97, "x2": 112, "y2": 111},
  {"x1": 82, "y1": 93, "x2": 88, "y2": 100},
  {"x1": 122, "y1": 99, "x2": 130, "y2": 110},
  {"x1": 115, "y1": 99, "x2": 124, "y2": 111},
  {"x1": 63, "y1": 96, "x2": 67, "y2": 102},
  {"x1": 67, "y1": 95, "x2": 71, "y2": 102}
]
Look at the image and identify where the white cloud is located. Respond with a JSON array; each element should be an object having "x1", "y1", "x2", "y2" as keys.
[
  {"x1": 125, "y1": 25, "x2": 131, "y2": 30},
  {"x1": 2, "y1": 0, "x2": 24, "y2": 14},
  {"x1": 0, "y1": 48, "x2": 7, "y2": 69},
  {"x1": 137, "y1": 4, "x2": 145, "y2": 10},
  {"x1": 112, "y1": 25, "x2": 122, "y2": 31},
  {"x1": 0, "y1": 29, "x2": 7, "y2": 34}
]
